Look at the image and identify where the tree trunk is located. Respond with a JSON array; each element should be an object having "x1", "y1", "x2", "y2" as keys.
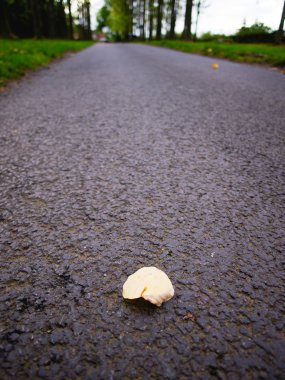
[
  {"x1": 48, "y1": 0, "x2": 55, "y2": 38},
  {"x1": 124, "y1": 0, "x2": 130, "y2": 40},
  {"x1": 169, "y1": 0, "x2": 176, "y2": 39},
  {"x1": 138, "y1": 0, "x2": 142, "y2": 38},
  {"x1": 86, "y1": 1, "x2": 92, "y2": 40},
  {"x1": 129, "y1": 0, "x2": 134, "y2": 36},
  {"x1": 149, "y1": 0, "x2": 154, "y2": 39},
  {"x1": 67, "y1": 0, "x2": 73, "y2": 39},
  {"x1": 156, "y1": 0, "x2": 163, "y2": 39},
  {"x1": 0, "y1": 0, "x2": 11, "y2": 37},
  {"x1": 31, "y1": 0, "x2": 43, "y2": 38},
  {"x1": 58, "y1": 0, "x2": 67, "y2": 38},
  {"x1": 183, "y1": 0, "x2": 193, "y2": 40},
  {"x1": 142, "y1": 0, "x2": 146, "y2": 40},
  {"x1": 81, "y1": 3, "x2": 85, "y2": 39},
  {"x1": 194, "y1": 0, "x2": 201, "y2": 41},
  {"x1": 276, "y1": 0, "x2": 285, "y2": 44}
]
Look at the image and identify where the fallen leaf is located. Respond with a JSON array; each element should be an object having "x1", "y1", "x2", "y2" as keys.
[{"x1": 122, "y1": 266, "x2": 174, "y2": 307}]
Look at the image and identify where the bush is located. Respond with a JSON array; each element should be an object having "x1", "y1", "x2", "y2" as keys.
[
  {"x1": 236, "y1": 22, "x2": 271, "y2": 35},
  {"x1": 233, "y1": 33, "x2": 276, "y2": 43},
  {"x1": 233, "y1": 22, "x2": 276, "y2": 43}
]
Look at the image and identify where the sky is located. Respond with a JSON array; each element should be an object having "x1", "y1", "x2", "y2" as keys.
[{"x1": 90, "y1": 0, "x2": 284, "y2": 36}]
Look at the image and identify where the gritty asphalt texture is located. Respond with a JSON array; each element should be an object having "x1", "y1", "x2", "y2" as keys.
[{"x1": 0, "y1": 43, "x2": 285, "y2": 379}]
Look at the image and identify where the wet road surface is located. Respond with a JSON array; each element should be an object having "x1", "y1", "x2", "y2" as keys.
[{"x1": 1, "y1": 44, "x2": 285, "y2": 379}]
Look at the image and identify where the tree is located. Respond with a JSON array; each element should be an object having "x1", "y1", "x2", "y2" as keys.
[
  {"x1": 77, "y1": 0, "x2": 92, "y2": 40},
  {"x1": 276, "y1": 0, "x2": 285, "y2": 44},
  {"x1": 169, "y1": 0, "x2": 177, "y2": 39},
  {"x1": 183, "y1": 0, "x2": 193, "y2": 39},
  {"x1": 0, "y1": 0, "x2": 77, "y2": 39},
  {"x1": 141, "y1": 0, "x2": 146, "y2": 40},
  {"x1": 193, "y1": 0, "x2": 209, "y2": 40},
  {"x1": 32, "y1": 0, "x2": 45, "y2": 38},
  {"x1": 156, "y1": 0, "x2": 164, "y2": 39},
  {"x1": 86, "y1": 1, "x2": 92, "y2": 39},
  {"x1": 48, "y1": 0, "x2": 56, "y2": 38},
  {"x1": 148, "y1": 0, "x2": 154, "y2": 39},
  {"x1": 67, "y1": 0, "x2": 74, "y2": 39},
  {"x1": 96, "y1": 4, "x2": 110, "y2": 31},
  {"x1": 56, "y1": 0, "x2": 68, "y2": 38},
  {"x1": 0, "y1": 0, "x2": 11, "y2": 37},
  {"x1": 109, "y1": 0, "x2": 130, "y2": 40},
  {"x1": 135, "y1": 0, "x2": 145, "y2": 38},
  {"x1": 128, "y1": 0, "x2": 133, "y2": 35}
]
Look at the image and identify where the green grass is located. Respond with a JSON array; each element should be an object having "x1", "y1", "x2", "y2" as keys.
[
  {"x1": 144, "y1": 40, "x2": 285, "y2": 67},
  {"x1": 0, "y1": 39, "x2": 94, "y2": 87}
]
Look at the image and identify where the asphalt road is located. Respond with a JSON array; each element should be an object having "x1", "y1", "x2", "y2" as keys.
[{"x1": 0, "y1": 43, "x2": 284, "y2": 379}]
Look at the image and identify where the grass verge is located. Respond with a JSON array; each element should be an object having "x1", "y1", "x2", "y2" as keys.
[
  {"x1": 0, "y1": 39, "x2": 94, "y2": 87},
  {"x1": 144, "y1": 40, "x2": 285, "y2": 67}
]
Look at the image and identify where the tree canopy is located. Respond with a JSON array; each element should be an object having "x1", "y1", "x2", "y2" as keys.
[{"x1": 96, "y1": 3, "x2": 111, "y2": 31}]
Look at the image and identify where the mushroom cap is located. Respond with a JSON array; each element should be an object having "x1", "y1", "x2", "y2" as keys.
[{"x1": 122, "y1": 266, "x2": 174, "y2": 306}]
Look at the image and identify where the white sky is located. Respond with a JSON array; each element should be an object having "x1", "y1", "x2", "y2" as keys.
[{"x1": 90, "y1": 0, "x2": 284, "y2": 36}]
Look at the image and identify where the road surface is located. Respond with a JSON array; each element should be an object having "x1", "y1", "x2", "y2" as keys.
[{"x1": 0, "y1": 44, "x2": 284, "y2": 379}]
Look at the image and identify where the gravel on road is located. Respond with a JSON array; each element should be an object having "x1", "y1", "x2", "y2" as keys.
[{"x1": 0, "y1": 43, "x2": 285, "y2": 379}]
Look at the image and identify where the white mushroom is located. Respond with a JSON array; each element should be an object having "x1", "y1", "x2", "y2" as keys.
[{"x1": 122, "y1": 266, "x2": 174, "y2": 307}]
